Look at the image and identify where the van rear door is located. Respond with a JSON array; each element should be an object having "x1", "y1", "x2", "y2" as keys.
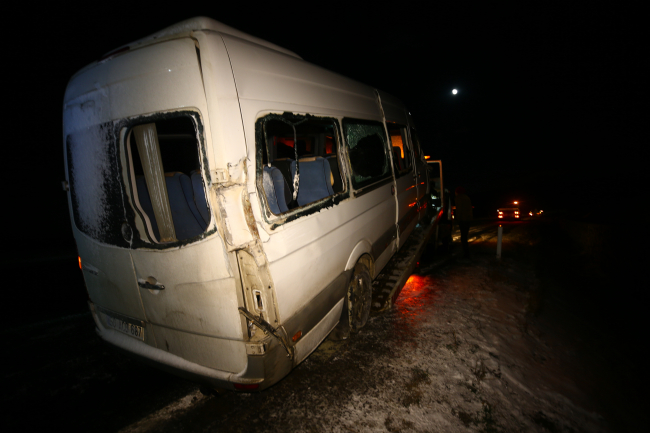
[
  {"x1": 65, "y1": 123, "x2": 146, "y2": 324},
  {"x1": 114, "y1": 39, "x2": 247, "y2": 372},
  {"x1": 65, "y1": 36, "x2": 248, "y2": 373}
]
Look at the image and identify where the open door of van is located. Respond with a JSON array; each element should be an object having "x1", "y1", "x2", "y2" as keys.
[
  {"x1": 408, "y1": 122, "x2": 428, "y2": 220},
  {"x1": 376, "y1": 90, "x2": 418, "y2": 248}
]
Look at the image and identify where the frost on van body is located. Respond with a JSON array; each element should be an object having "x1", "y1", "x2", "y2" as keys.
[{"x1": 67, "y1": 123, "x2": 125, "y2": 244}]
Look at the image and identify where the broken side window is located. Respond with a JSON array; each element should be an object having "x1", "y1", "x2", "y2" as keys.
[
  {"x1": 386, "y1": 122, "x2": 413, "y2": 177},
  {"x1": 124, "y1": 114, "x2": 211, "y2": 244},
  {"x1": 66, "y1": 123, "x2": 130, "y2": 248},
  {"x1": 342, "y1": 118, "x2": 391, "y2": 189},
  {"x1": 258, "y1": 113, "x2": 344, "y2": 215}
]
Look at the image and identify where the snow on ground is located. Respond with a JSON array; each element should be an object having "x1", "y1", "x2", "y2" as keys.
[
  {"x1": 335, "y1": 264, "x2": 604, "y2": 432},
  {"x1": 6, "y1": 220, "x2": 625, "y2": 432},
  {"x1": 121, "y1": 222, "x2": 609, "y2": 433}
]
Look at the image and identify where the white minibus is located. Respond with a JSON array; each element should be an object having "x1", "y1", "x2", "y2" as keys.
[{"x1": 63, "y1": 17, "x2": 444, "y2": 391}]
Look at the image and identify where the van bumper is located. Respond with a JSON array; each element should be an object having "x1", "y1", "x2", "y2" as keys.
[{"x1": 91, "y1": 305, "x2": 291, "y2": 391}]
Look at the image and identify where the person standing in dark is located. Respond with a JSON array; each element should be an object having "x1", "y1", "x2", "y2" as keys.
[{"x1": 454, "y1": 186, "x2": 473, "y2": 258}]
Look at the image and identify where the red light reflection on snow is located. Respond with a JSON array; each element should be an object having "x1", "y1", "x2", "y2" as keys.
[
  {"x1": 399, "y1": 275, "x2": 428, "y2": 304},
  {"x1": 394, "y1": 274, "x2": 438, "y2": 326}
]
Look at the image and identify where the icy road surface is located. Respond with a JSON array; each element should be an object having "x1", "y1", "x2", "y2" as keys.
[{"x1": 3, "y1": 219, "x2": 645, "y2": 432}]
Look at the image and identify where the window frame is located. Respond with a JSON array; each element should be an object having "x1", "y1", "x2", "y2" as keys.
[
  {"x1": 118, "y1": 109, "x2": 215, "y2": 249},
  {"x1": 386, "y1": 122, "x2": 414, "y2": 178},
  {"x1": 341, "y1": 117, "x2": 393, "y2": 195},
  {"x1": 255, "y1": 112, "x2": 350, "y2": 228}
]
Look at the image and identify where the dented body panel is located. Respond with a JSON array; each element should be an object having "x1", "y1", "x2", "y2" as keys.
[{"x1": 63, "y1": 17, "x2": 435, "y2": 391}]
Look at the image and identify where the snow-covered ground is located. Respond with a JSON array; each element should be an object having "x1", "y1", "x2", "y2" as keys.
[
  {"x1": 325, "y1": 261, "x2": 604, "y2": 432},
  {"x1": 5, "y1": 219, "x2": 644, "y2": 432},
  {"x1": 116, "y1": 220, "x2": 618, "y2": 432}
]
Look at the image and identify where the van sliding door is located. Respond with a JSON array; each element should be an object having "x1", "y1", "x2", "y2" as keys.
[{"x1": 386, "y1": 122, "x2": 418, "y2": 248}]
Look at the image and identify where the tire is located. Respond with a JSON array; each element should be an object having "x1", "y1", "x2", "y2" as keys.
[{"x1": 348, "y1": 261, "x2": 372, "y2": 334}]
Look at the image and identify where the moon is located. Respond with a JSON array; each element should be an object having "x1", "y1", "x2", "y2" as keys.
[{"x1": 452, "y1": 89, "x2": 458, "y2": 95}]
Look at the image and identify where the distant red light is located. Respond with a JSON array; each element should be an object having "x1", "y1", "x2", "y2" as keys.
[{"x1": 78, "y1": 256, "x2": 82, "y2": 270}]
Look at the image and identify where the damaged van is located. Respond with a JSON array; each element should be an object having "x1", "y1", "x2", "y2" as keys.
[{"x1": 63, "y1": 17, "x2": 444, "y2": 391}]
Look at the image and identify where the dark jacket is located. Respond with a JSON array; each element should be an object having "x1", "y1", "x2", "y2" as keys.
[{"x1": 455, "y1": 193, "x2": 473, "y2": 222}]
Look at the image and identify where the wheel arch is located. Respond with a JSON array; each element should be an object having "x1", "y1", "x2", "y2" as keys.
[{"x1": 345, "y1": 240, "x2": 375, "y2": 277}]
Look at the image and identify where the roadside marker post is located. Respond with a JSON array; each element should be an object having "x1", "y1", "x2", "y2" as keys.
[{"x1": 497, "y1": 225, "x2": 503, "y2": 259}]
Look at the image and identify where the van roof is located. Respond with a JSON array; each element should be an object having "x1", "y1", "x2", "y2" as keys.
[{"x1": 106, "y1": 17, "x2": 302, "y2": 60}]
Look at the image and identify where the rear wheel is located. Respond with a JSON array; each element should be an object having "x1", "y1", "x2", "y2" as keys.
[
  {"x1": 348, "y1": 261, "x2": 372, "y2": 334},
  {"x1": 329, "y1": 259, "x2": 373, "y2": 341}
]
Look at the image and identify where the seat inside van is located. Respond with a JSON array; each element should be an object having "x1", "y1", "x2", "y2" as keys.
[
  {"x1": 263, "y1": 166, "x2": 291, "y2": 214},
  {"x1": 326, "y1": 155, "x2": 343, "y2": 193},
  {"x1": 272, "y1": 159, "x2": 295, "y2": 198},
  {"x1": 290, "y1": 157, "x2": 334, "y2": 207},
  {"x1": 259, "y1": 116, "x2": 342, "y2": 213},
  {"x1": 136, "y1": 172, "x2": 210, "y2": 241}
]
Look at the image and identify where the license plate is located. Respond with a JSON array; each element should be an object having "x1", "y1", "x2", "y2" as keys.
[{"x1": 104, "y1": 314, "x2": 144, "y2": 341}]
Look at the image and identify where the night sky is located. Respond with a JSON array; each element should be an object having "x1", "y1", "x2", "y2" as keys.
[{"x1": 7, "y1": 2, "x2": 643, "y2": 254}]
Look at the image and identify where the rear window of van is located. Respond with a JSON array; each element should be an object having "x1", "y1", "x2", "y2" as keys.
[
  {"x1": 66, "y1": 123, "x2": 129, "y2": 247},
  {"x1": 66, "y1": 112, "x2": 211, "y2": 247},
  {"x1": 123, "y1": 113, "x2": 211, "y2": 245}
]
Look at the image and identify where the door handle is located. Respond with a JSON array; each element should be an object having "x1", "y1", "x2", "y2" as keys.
[{"x1": 138, "y1": 278, "x2": 165, "y2": 290}]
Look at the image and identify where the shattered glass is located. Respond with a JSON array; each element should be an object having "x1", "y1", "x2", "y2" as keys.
[{"x1": 344, "y1": 121, "x2": 390, "y2": 188}]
